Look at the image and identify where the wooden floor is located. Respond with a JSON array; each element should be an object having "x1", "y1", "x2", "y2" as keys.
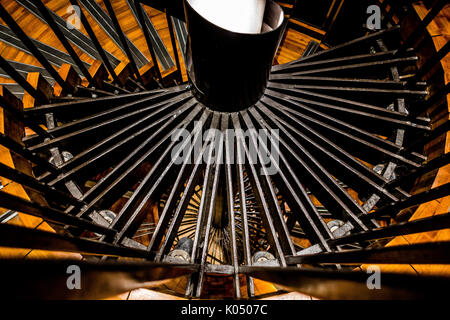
[
  {"x1": 0, "y1": 0, "x2": 314, "y2": 299},
  {"x1": 0, "y1": 0, "x2": 448, "y2": 298},
  {"x1": 361, "y1": 2, "x2": 450, "y2": 277}
]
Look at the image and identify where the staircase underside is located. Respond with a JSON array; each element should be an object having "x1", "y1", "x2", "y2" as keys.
[{"x1": 0, "y1": 0, "x2": 449, "y2": 300}]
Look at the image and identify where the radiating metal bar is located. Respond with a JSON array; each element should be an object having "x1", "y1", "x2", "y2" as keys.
[
  {"x1": 72, "y1": 102, "x2": 202, "y2": 218},
  {"x1": 69, "y1": 0, "x2": 120, "y2": 84},
  {"x1": 0, "y1": 223, "x2": 150, "y2": 259},
  {"x1": 133, "y1": 0, "x2": 163, "y2": 82},
  {"x1": 370, "y1": 182, "x2": 450, "y2": 220},
  {"x1": 15, "y1": 0, "x2": 119, "y2": 67},
  {"x1": 235, "y1": 123, "x2": 255, "y2": 297},
  {"x1": 44, "y1": 93, "x2": 193, "y2": 184},
  {"x1": 166, "y1": 11, "x2": 183, "y2": 83},
  {"x1": 0, "y1": 162, "x2": 81, "y2": 207},
  {"x1": 0, "y1": 190, "x2": 114, "y2": 236},
  {"x1": 110, "y1": 100, "x2": 200, "y2": 243},
  {"x1": 23, "y1": 88, "x2": 168, "y2": 120},
  {"x1": 0, "y1": 258, "x2": 197, "y2": 300},
  {"x1": 270, "y1": 74, "x2": 426, "y2": 93},
  {"x1": 272, "y1": 26, "x2": 401, "y2": 71},
  {"x1": 128, "y1": 0, "x2": 175, "y2": 70},
  {"x1": 80, "y1": 0, "x2": 148, "y2": 69},
  {"x1": 35, "y1": 0, "x2": 93, "y2": 84},
  {"x1": 185, "y1": 112, "x2": 221, "y2": 296},
  {"x1": 266, "y1": 85, "x2": 426, "y2": 134},
  {"x1": 172, "y1": 17, "x2": 187, "y2": 62},
  {"x1": 0, "y1": 94, "x2": 48, "y2": 137},
  {"x1": 388, "y1": 153, "x2": 450, "y2": 189},
  {"x1": 195, "y1": 114, "x2": 224, "y2": 297},
  {"x1": 231, "y1": 112, "x2": 287, "y2": 266},
  {"x1": 0, "y1": 56, "x2": 47, "y2": 104},
  {"x1": 28, "y1": 89, "x2": 189, "y2": 153},
  {"x1": 271, "y1": 80, "x2": 405, "y2": 116},
  {"x1": 273, "y1": 84, "x2": 427, "y2": 99},
  {"x1": 272, "y1": 50, "x2": 399, "y2": 74},
  {"x1": 74, "y1": 85, "x2": 116, "y2": 97},
  {"x1": 285, "y1": 241, "x2": 450, "y2": 265},
  {"x1": 288, "y1": 57, "x2": 419, "y2": 76},
  {"x1": 101, "y1": 80, "x2": 132, "y2": 94},
  {"x1": 146, "y1": 110, "x2": 208, "y2": 253},
  {"x1": 0, "y1": 134, "x2": 57, "y2": 173},
  {"x1": 0, "y1": 59, "x2": 53, "y2": 85},
  {"x1": 222, "y1": 114, "x2": 241, "y2": 298},
  {"x1": 240, "y1": 265, "x2": 450, "y2": 300},
  {"x1": 249, "y1": 106, "x2": 334, "y2": 249},
  {"x1": 0, "y1": 4, "x2": 71, "y2": 93},
  {"x1": 103, "y1": 0, "x2": 144, "y2": 83},
  {"x1": 241, "y1": 110, "x2": 297, "y2": 255},
  {"x1": 0, "y1": 24, "x2": 89, "y2": 77},
  {"x1": 264, "y1": 90, "x2": 421, "y2": 167},
  {"x1": 329, "y1": 213, "x2": 450, "y2": 246},
  {"x1": 259, "y1": 102, "x2": 376, "y2": 230},
  {"x1": 259, "y1": 97, "x2": 400, "y2": 202}
]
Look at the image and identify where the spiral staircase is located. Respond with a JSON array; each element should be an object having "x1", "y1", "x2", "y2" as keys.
[{"x1": 0, "y1": 0, "x2": 449, "y2": 300}]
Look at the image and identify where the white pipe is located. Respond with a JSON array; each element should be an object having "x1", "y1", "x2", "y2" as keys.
[{"x1": 187, "y1": 0, "x2": 267, "y2": 34}]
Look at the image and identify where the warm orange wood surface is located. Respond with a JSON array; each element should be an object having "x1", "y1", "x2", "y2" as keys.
[
  {"x1": 0, "y1": 0, "x2": 313, "y2": 299},
  {"x1": 0, "y1": 0, "x2": 448, "y2": 298},
  {"x1": 361, "y1": 2, "x2": 450, "y2": 276},
  {"x1": 0, "y1": 0, "x2": 313, "y2": 83}
]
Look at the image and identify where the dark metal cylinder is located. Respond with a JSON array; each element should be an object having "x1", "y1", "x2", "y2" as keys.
[{"x1": 184, "y1": 0, "x2": 286, "y2": 112}]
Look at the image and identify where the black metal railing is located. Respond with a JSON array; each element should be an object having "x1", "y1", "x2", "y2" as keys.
[{"x1": 0, "y1": 0, "x2": 448, "y2": 300}]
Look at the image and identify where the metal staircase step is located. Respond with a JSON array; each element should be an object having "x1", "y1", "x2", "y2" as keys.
[
  {"x1": 0, "y1": 59, "x2": 54, "y2": 86},
  {"x1": 79, "y1": 0, "x2": 148, "y2": 69},
  {"x1": 172, "y1": 16, "x2": 187, "y2": 62},
  {"x1": 126, "y1": 0, "x2": 174, "y2": 70},
  {"x1": 15, "y1": 0, "x2": 120, "y2": 68},
  {"x1": 0, "y1": 24, "x2": 90, "y2": 76}
]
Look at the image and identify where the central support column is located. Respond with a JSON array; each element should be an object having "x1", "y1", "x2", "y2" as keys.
[{"x1": 184, "y1": 0, "x2": 286, "y2": 112}]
